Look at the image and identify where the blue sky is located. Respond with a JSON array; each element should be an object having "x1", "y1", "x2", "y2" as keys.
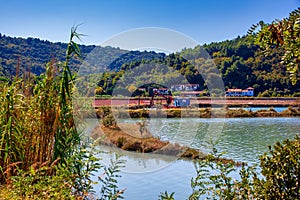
[{"x1": 0, "y1": 0, "x2": 299, "y2": 46}]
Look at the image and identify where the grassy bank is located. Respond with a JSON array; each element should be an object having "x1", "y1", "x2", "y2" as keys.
[
  {"x1": 95, "y1": 106, "x2": 300, "y2": 119},
  {"x1": 91, "y1": 123, "x2": 242, "y2": 165}
]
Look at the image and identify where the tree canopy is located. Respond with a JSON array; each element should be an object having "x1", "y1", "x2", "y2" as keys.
[
  {"x1": 248, "y1": 7, "x2": 300, "y2": 84},
  {"x1": 1, "y1": 30, "x2": 300, "y2": 97}
]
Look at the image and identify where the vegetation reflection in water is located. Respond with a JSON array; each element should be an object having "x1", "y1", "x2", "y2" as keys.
[
  {"x1": 88, "y1": 117, "x2": 299, "y2": 199},
  {"x1": 116, "y1": 117, "x2": 299, "y2": 164}
]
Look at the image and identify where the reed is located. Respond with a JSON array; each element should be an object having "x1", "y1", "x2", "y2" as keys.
[{"x1": 0, "y1": 26, "x2": 82, "y2": 183}]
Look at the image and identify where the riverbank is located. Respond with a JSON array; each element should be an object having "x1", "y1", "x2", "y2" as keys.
[
  {"x1": 91, "y1": 123, "x2": 242, "y2": 165},
  {"x1": 93, "y1": 97, "x2": 300, "y2": 107},
  {"x1": 94, "y1": 106, "x2": 300, "y2": 119}
]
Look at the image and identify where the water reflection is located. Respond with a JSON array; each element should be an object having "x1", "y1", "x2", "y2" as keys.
[
  {"x1": 87, "y1": 117, "x2": 300, "y2": 166},
  {"x1": 86, "y1": 117, "x2": 300, "y2": 199},
  {"x1": 97, "y1": 144, "x2": 177, "y2": 173}
]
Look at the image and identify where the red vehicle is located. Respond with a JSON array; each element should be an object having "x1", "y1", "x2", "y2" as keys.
[{"x1": 150, "y1": 90, "x2": 173, "y2": 108}]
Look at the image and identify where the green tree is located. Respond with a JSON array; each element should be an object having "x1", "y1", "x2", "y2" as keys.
[
  {"x1": 127, "y1": 84, "x2": 137, "y2": 94},
  {"x1": 94, "y1": 86, "x2": 103, "y2": 96},
  {"x1": 249, "y1": 7, "x2": 300, "y2": 84},
  {"x1": 224, "y1": 60, "x2": 252, "y2": 88}
]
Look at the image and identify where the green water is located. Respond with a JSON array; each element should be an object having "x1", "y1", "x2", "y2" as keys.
[
  {"x1": 90, "y1": 117, "x2": 300, "y2": 199},
  {"x1": 144, "y1": 117, "x2": 300, "y2": 163}
]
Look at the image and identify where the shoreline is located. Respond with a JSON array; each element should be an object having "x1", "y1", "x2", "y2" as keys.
[
  {"x1": 91, "y1": 123, "x2": 243, "y2": 166},
  {"x1": 93, "y1": 97, "x2": 300, "y2": 108},
  {"x1": 94, "y1": 106, "x2": 300, "y2": 119}
]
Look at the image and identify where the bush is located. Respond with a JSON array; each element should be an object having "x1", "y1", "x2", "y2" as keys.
[
  {"x1": 1, "y1": 141, "x2": 125, "y2": 200},
  {"x1": 102, "y1": 113, "x2": 116, "y2": 127},
  {"x1": 9, "y1": 163, "x2": 75, "y2": 200},
  {"x1": 160, "y1": 135, "x2": 300, "y2": 200},
  {"x1": 259, "y1": 90, "x2": 271, "y2": 97},
  {"x1": 258, "y1": 135, "x2": 300, "y2": 199},
  {"x1": 293, "y1": 92, "x2": 300, "y2": 97},
  {"x1": 116, "y1": 137, "x2": 126, "y2": 148}
]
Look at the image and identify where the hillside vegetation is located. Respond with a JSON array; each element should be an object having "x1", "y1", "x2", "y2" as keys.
[
  {"x1": 1, "y1": 33, "x2": 300, "y2": 97},
  {"x1": 0, "y1": 33, "x2": 126, "y2": 76},
  {"x1": 96, "y1": 36, "x2": 300, "y2": 97}
]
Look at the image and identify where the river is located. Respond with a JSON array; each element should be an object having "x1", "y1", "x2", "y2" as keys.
[{"x1": 87, "y1": 117, "x2": 300, "y2": 199}]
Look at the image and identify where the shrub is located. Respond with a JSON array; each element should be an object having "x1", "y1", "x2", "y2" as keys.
[
  {"x1": 102, "y1": 113, "x2": 116, "y2": 128},
  {"x1": 160, "y1": 135, "x2": 300, "y2": 200},
  {"x1": 293, "y1": 92, "x2": 300, "y2": 97},
  {"x1": 1, "y1": 140, "x2": 125, "y2": 199},
  {"x1": 99, "y1": 154, "x2": 126, "y2": 200},
  {"x1": 258, "y1": 135, "x2": 300, "y2": 199},
  {"x1": 259, "y1": 90, "x2": 271, "y2": 97}
]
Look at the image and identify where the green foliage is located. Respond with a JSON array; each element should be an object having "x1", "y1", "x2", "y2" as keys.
[
  {"x1": 158, "y1": 191, "x2": 175, "y2": 200},
  {"x1": 2, "y1": 28, "x2": 300, "y2": 96},
  {"x1": 108, "y1": 50, "x2": 165, "y2": 71},
  {"x1": 0, "y1": 80, "x2": 26, "y2": 181},
  {"x1": 95, "y1": 35, "x2": 300, "y2": 97},
  {"x1": 258, "y1": 135, "x2": 300, "y2": 199},
  {"x1": 95, "y1": 86, "x2": 104, "y2": 96},
  {"x1": 10, "y1": 161, "x2": 75, "y2": 199},
  {"x1": 2, "y1": 140, "x2": 124, "y2": 200},
  {"x1": 64, "y1": 140, "x2": 102, "y2": 197},
  {"x1": 0, "y1": 26, "x2": 86, "y2": 178},
  {"x1": 188, "y1": 154, "x2": 258, "y2": 200},
  {"x1": 102, "y1": 113, "x2": 117, "y2": 128},
  {"x1": 0, "y1": 33, "x2": 126, "y2": 77},
  {"x1": 0, "y1": 26, "x2": 72, "y2": 180},
  {"x1": 0, "y1": 26, "x2": 127, "y2": 199},
  {"x1": 249, "y1": 7, "x2": 300, "y2": 84},
  {"x1": 52, "y1": 25, "x2": 82, "y2": 163},
  {"x1": 258, "y1": 90, "x2": 271, "y2": 97},
  {"x1": 99, "y1": 154, "x2": 126, "y2": 200},
  {"x1": 162, "y1": 135, "x2": 300, "y2": 200},
  {"x1": 127, "y1": 84, "x2": 137, "y2": 93}
]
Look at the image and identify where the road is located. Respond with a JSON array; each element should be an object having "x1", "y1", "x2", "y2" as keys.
[{"x1": 93, "y1": 97, "x2": 299, "y2": 107}]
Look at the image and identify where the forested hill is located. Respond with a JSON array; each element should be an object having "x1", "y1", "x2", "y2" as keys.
[
  {"x1": 0, "y1": 33, "x2": 299, "y2": 96},
  {"x1": 97, "y1": 36, "x2": 300, "y2": 97},
  {"x1": 201, "y1": 36, "x2": 300, "y2": 96},
  {"x1": 0, "y1": 33, "x2": 127, "y2": 76},
  {"x1": 108, "y1": 51, "x2": 166, "y2": 71},
  {"x1": 0, "y1": 33, "x2": 165, "y2": 76}
]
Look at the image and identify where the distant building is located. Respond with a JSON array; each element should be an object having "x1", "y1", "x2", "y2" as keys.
[
  {"x1": 242, "y1": 87, "x2": 254, "y2": 96},
  {"x1": 226, "y1": 88, "x2": 242, "y2": 96},
  {"x1": 171, "y1": 84, "x2": 199, "y2": 91},
  {"x1": 226, "y1": 87, "x2": 254, "y2": 97},
  {"x1": 153, "y1": 88, "x2": 169, "y2": 95}
]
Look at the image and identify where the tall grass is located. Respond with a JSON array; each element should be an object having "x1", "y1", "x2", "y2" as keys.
[
  {"x1": 0, "y1": 27, "x2": 125, "y2": 199},
  {"x1": 0, "y1": 26, "x2": 82, "y2": 183}
]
